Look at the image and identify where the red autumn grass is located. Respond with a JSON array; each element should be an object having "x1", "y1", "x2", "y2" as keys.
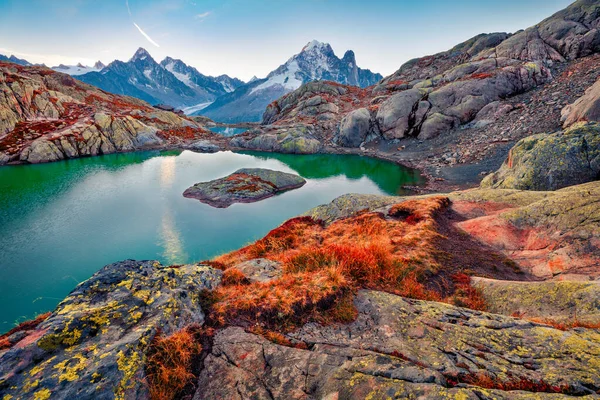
[
  {"x1": 208, "y1": 196, "x2": 486, "y2": 332},
  {"x1": 527, "y1": 317, "x2": 600, "y2": 331},
  {"x1": 460, "y1": 372, "x2": 572, "y2": 394},
  {"x1": 221, "y1": 268, "x2": 250, "y2": 286},
  {"x1": 146, "y1": 326, "x2": 204, "y2": 400},
  {"x1": 0, "y1": 312, "x2": 51, "y2": 350}
]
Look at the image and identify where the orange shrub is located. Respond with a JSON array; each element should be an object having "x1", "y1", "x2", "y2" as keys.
[{"x1": 146, "y1": 327, "x2": 203, "y2": 400}]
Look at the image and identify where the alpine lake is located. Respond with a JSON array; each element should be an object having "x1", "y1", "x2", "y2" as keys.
[{"x1": 0, "y1": 149, "x2": 424, "y2": 330}]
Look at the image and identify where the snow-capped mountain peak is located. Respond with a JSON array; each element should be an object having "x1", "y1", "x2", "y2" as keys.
[
  {"x1": 94, "y1": 61, "x2": 106, "y2": 70},
  {"x1": 130, "y1": 47, "x2": 152, "y2": 62},
  {"x1": 251, "y1": 40, "x2": 344, "y2": 94},
  {"x1": 302, "y1": 40, "x2": 331, "y2": 53}
]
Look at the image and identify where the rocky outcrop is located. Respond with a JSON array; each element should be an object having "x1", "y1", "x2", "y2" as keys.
[
  {"x1": 195, "y1": 291, "x2": 600, "y2": 399},
  {"x1": 484, "y1": 0, "x2": 600, "y2": 64},
  {"x1": 0, "y1": 260, "x2": 222, "y2": 400},
  {"x1": 230, "y1": 125, "x2": 322, "y2": 154},
  {"x1": 481, "y1": 122, "x2": 600, "y2": 190},
  {"x1": 0, "y1": 62, "x2": 213, "y2": 165},
  {"x1": 455, "y1": 181, "x2": 600, "y2": 278},
  {"x1": 562, "y1": 77, "x2": 600, "y2": 126},
  {"x1": 183, "y1": 168, "x2": 306, "y2": 208},
  {"x1": 473, "y1": 277, "x2": 600, "y2": 325},
  {"x1": 187, "y1": 139, "x2": 221, "y2": 153}
]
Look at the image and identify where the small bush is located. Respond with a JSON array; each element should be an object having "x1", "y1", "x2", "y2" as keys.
[{"x1": 146, "y1": 327, "x2": 204, "y2": 400}]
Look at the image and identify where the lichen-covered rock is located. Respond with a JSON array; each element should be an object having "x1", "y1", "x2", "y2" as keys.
[
  {"x1": 0, "y1": 260, "x2": 222, "y2": 400},
  {"x1": 457, "y1": 181, "x2": 600, "y2": 278},
  {"x1": 230, "y1": 126, "x2": 322, "y2": 154},
  {"x1": 183, "y1": 168, "x2": 306, "y2": 208},
  {"x1": 562, "y1": 77, "x2": 600, "y2": 126},
  {"x1": 303, "y1": 193, "x2": 405, "y2": 224},
  {"x1": 473, "y1": 277, "x2": 600, "y2": 324},
  {"x1": 194, "y1": 290, "x2": 600, "y2": 399},
  {"x1": 481, "y1": 122, "x2": 600, "y2": 190}
]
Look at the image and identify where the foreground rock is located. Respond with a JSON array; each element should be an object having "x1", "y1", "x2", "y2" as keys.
[
  {"x1": 195, "y1": 290, "x2": 600, "y2": 399},
  {"x1": 473, "y1": 277, "x2": 600, "y2": 325},
  {"x1": 481, "y1": 122, "x2": 600, "y2": 191},
  {"x1": 0, "y1": 260, "x2": 222, "y2": 400},
  {"x1": 183, "y1": 168, "x2": 306, "y2": 208}
]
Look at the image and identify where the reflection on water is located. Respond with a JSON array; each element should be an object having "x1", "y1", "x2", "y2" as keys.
[
  {"x1": 159, "y1": 156, "x2": 177, "y2": 188},
  {"x1": 159, "y1": 208, "x2": 187, "y2": 264},
  {"x1": 157, "y1": 156, "x2": 187, "y2": 263}
]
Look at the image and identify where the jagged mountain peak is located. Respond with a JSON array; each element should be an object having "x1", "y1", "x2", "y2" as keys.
[
  {"x1": 342, "y1": 50, "x2": 356, "y2": 63},
  {"x1": 130, "y1": 47, "x2": 153, "y2": 62},
  {"x1": 301, "y1": 40, "x2": 332, "y2": 53},
  {"x1": 94, "y1": 61, "x2": 106, "y2": 70}
]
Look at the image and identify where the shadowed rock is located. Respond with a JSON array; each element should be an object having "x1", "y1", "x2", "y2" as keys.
[{"x1": 183, "y1": 168, "x2": 306, "y2": 208}]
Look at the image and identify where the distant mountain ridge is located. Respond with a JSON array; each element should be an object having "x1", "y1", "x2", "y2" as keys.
[
  {"x1": 198, "y1": 40, "x2": 383, "y2": 123},
  {"x1": 0, "y1": 54, "x2": 47, "y2": 67},
  {"x1": 52, "y1": 61, "x2": 106, "y2": 76},
  {"x1": 76, "y1": 48, "x2": 244, "y2": 110}
]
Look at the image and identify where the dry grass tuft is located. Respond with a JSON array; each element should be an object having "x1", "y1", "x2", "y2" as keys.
[
  {"x1": 221, "y1": 268, "x2": 250, "y2": 286},
  {"x1": 146, "y1": 326, "x2": 204, "y2": 400}
]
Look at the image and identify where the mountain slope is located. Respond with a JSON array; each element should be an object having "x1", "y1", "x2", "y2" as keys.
[
  {"x1": 0, "y1": 54, "x2": 33, "y2": 66},
  {"x1": 77, "y1": 48, "x2": 243, "y2": 110},
  {"x1": 198, "y1": 40, "x2": 382, "y2": 123}
]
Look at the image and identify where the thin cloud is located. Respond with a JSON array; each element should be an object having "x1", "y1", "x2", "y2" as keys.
[
  {"x1": 125, "y1": 0, "x2": 132, "y2": 16},
  {"x1": 133, "y1": 23, "x2": 160, "y2": 47},
  {"x1": 195, "y1": 11, "x2": 211, "y2": 21}
]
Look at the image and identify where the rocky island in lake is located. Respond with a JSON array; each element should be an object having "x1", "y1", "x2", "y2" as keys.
[{"x1": 183, "y1": 168, "x2": 306, "y2": 208}]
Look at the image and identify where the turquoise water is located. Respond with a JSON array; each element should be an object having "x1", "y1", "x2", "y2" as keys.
[
  {"x1": 0, "y1": 150, "x2": 424, "y2": 330},
  {"x1": 207, "y1": 126, "x2": 248, "y2": 136}
]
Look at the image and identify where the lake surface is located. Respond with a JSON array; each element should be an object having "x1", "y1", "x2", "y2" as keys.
[
  {"x1": 0, "y1": 150, "x2": 424, "y2": 330},
  {"x1": 207, "y1": 126, "x2": 248, "y2": 136}
]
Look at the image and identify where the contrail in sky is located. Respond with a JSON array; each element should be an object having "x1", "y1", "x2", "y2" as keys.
[
  {"x1": 133, "y1": 22, "x2": 160, "y2": 48},
  {"x1": 126, "y1": 1, "x2": 160, "y2": 48}
]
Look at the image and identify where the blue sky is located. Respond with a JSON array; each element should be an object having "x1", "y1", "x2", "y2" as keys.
[{"x1": 0, "y1": 0, "x2": 574, "y2": 81}]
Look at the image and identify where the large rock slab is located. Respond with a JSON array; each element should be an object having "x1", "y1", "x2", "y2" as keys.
[
  {"x1": 333, "y1": 108, "x2": 373, "y2": 147},
  {"x1": 473, "y1": 277, "x2": 600, "y2": 324},
  {"x1": 0, "y1": 260, "x2": 222, "y2": 400},
  {"x1": 183, "y1": 168, "x2": 306, "y2": 208},
  {"x1": 562, "y1": 78, "x2": 600, "y2": 126},
  {"x1": 481, "y1": 122, "x2": 600, "y2": 191},
  {"x1": 457, "y1": 181, "x2": 600, "y2": 278},
  {"x1": 194, "y1": 290, "x2": 600, "y2": 399}
]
